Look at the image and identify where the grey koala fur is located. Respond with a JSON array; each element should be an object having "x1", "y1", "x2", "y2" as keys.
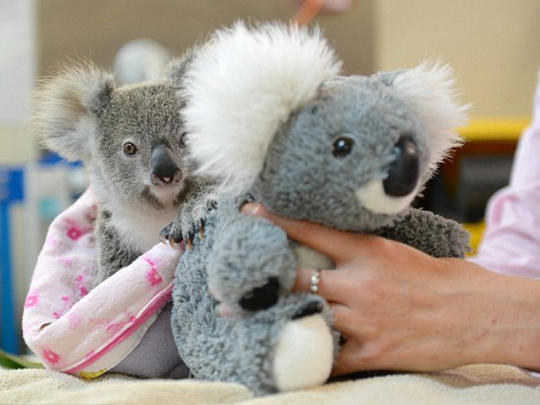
[
  {"x1": 34, "y1": 54, "x2": 216, "y2": 286},
  {"x1": 165, "y1": 22, "x2": 471, "y2": 395}
]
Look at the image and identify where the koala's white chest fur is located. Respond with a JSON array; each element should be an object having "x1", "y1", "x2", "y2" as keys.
[{"x1": 111, "y1": 204, "x2": 178, "y2": 253}]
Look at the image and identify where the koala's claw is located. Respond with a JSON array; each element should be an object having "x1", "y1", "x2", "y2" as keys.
[
  {"x1": 159, "y1": 231, "x2": 169, "y2": 245},
  {"x1": 169, "y1": 237, "x2": 182, "y2": 250},
  {"x1": 159, "y1": 224, "x2": 172, "y2": 245},
  {"x1": 159, "y1": 222, "x2": 171, "y2": 238},
  {"x1": 162, "y1": 185, "x2": 220, "y2": 251},
  {"x1": 186, "y1": 231, "x2": 195, "y2": 250},
  {"x1": 199, "y1": 219, "x2": 206, "y2": 240},
  {"x1": 159, "y1": 222, "x2": 184, "y2": 249}
]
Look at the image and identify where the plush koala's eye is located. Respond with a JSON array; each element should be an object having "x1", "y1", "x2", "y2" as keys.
[
  {"x1": 332, "y1": 137, "x2": 354, "y2": 158},
  {"x1": 123, "y1": 142, "x2": 138, "y2": 156}
]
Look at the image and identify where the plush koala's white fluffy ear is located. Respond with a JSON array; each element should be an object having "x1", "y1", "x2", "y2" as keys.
[
  {"x1": 183, "y1": 21, "x2": 342, "y2": 192},
  {"x1": 390, "y1": 61, "x2": 470, "y2": 174},
  {"x1": 34, "y1": 62, "x2": 115, "y2": 162}
]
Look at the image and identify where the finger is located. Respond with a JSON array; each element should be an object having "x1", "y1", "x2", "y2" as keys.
[
  {"x1": 242, "y1": 203, "x2": 358, "y2": 263},
  {"x1": 331, "y1": 340, "x2": 368, "y2": 376},
  {"x1": 328, "y1": 302, "x2": 365, "y2": 334},
  {"x1": 293, "y1": 269, "x2": 344, "y2": 302}
]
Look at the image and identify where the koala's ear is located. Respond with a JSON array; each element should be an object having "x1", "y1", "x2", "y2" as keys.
[
  {"x1": 33, "y1": 62, "x2": 115, "y2": 162},
  {"x1": 164, "y1": 49, "x2": 197, "y2": 88},
  {"x1": 385, "y1": 61, "x2": 470, "y2": 170}
]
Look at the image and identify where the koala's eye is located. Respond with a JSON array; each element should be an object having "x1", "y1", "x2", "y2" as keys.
[
  {"x1": 179, "y1": 132, "x2": 187, "y2": 147},
  {"x1": 332, "y1": 137, "x2": 354, "y2": 158},
  {"x1": 123, "y1": 142, "x2": 138, "y2": 156}
]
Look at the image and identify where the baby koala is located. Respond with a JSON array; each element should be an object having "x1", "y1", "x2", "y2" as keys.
[{"x1": 34, "y1": 56, "x2": 203, "y2": 286}]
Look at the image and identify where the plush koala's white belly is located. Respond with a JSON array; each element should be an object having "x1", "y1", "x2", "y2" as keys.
[
  {"x1": 112, "y1": 205, "x2": 178, "y2": 253},
  {"x1": 294, "y1": 245, "x2": 334, "y2": 270}
]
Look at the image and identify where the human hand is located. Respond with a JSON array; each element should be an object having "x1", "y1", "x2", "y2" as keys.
[{"x1": 242, "y1": 203, "x2": 540, "y2": 375}]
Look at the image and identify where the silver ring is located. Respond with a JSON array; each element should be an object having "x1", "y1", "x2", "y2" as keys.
[{"x1": 309, "y1": 269, "x2": 321, "y2": 293}]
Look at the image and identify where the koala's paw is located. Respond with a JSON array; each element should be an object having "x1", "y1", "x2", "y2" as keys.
[{"x1": 160, "y1": 197, "x2": 218, "y2": 249}]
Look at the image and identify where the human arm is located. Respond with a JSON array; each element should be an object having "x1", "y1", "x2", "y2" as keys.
[
  {"x1": 469, "y1": 71, "x2": 540, "y2": 278},
  {"x1": 242, "y1": 203, "x2": 540, "y2": 376},
  {"x1": 22, "y1": 188, "x2": 182, "y2": 377}
]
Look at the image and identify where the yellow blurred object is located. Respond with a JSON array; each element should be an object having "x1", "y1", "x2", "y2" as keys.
[
  {"x1": 79, "y1": 369, "x2": 107, "y2": 379},
  {"x1": 463, "y1": 222, "x2": 486, "y2": 256},
  {"x1": 456, "y1": 119, "x2": 529, "y2": 256},
  {"x1": 459, "y1": 118, "x2": 530, "y2": 141}
]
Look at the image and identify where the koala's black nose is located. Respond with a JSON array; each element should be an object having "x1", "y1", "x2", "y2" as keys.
[
  {"x1": 151, "y1": 144, "x2": 182, "y2": 186},
  {"x1": 383, "y1": 137, "x2": 419, "y2": 197},
  {"x1": 239, "y1": 277, "x2": 280, "y2": 311}
]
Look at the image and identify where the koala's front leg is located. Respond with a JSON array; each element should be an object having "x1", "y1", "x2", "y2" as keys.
[
  {"x1": 373, "y1": 208, "x2": 471, "y2": 258},
  {"x1": 207, "y1": 206, "x2": 298, "y2": 314},
  {"x1": 93, "y1": 211, "x2": 141, "y2": 287},
  {"x1": 160, "y1": 180, "x2": 220, "y2": 249}
]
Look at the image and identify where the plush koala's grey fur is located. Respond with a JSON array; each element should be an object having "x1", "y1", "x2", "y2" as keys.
[
  {"x1": 34, "y1": 55, "x2": 215, "y2": 286},
  {"x1": 164, "y1": 22, "x2": 471, "y2": 396}
]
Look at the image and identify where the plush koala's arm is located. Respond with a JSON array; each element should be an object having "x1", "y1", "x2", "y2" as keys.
[
  {"x1": 33, "y1": 63, "x2": 114, "y2": 162},
  {"x1": 205, "y1": 201, "x2": 298, "y2": 314},
  {"x1": 372, "y1": 208, "x2": 471, "y2": 258}
]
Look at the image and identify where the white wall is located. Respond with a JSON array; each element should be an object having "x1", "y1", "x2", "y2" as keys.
[
  {"x1": 0, "y1": 0, "x2": 35, "y2": 125},
  {"x1": 0, "y1": 0, "x2": 37, "y2": 351},
  {"x1": 0, "y1": 0, "x2": 38, "y2": 163}
]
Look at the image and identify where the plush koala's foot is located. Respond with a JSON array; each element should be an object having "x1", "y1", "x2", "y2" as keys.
[
  {"x1": 273, "y1": 303, "x2": 335, "y2": 392},
  {"x1": 172, "y1": 266, "x2": 337, "y2": 396}
]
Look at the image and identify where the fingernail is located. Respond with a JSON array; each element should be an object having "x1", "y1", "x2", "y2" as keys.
[{"x1": 241, "y1": 202, "x2": 262, "y2": 216}]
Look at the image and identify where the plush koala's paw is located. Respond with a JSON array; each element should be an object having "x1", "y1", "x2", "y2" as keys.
[
  {"x1": 207, "y1": 209, "x2": 298, "y2": 313},
  {"x1": 160, "y1": 196, "x2": 219, "y2": 249},
  {"x1": 272, "y1": 301, "x2": 334, "y2": 392}
]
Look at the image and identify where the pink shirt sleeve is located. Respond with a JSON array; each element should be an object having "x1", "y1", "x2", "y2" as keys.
[
  {"x1": 22, "y1": 188, "x2": 182, "y2": 378},
  {"x1": 469, "y1": 68, "x2": 540, "y2": 279}
]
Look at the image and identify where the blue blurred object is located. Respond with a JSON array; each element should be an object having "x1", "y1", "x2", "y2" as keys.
[
  {"x1": 0, "y1": 166, "x2": 24, "y2": 354},
  {"x1": 0, "y1": 153, "x2": 86, "y2": 354},
  {"x1": 39, "y1": 150, "x2": 81, "y2": 167}
]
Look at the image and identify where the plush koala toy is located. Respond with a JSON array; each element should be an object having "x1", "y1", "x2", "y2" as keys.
[
  {"x1": 166, "y1": 22, "x2": 470, "y2": 396},
  {"x1": 34, "y1": 55, "x2": 214, "y2": 286}
]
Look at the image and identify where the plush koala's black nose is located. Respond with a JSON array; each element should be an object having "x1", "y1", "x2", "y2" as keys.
[
  {"x1": 151, "y1": 144, "x2": 182, "y2": 186},
  {"x1": 239, "y1": 277, "x2": 280, "y2": 311},
  {"x1": 383, "y1": 137, "x2": 419, "y2": 197}
]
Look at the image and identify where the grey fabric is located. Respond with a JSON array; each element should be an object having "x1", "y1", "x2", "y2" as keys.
[{"x1": 112, "y1": 302, "x2": 190, "y2": 379}]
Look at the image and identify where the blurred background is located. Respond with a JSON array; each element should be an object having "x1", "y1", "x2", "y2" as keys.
[{"x1": 1, "y1": 0, "x2": 540, "y2": 354}]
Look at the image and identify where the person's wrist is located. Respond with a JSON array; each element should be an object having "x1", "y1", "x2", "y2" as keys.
[
  {"x1": 477, "y1": 274, "x2": 540, "y2": 370},
  {"x1": 433, "y1": 261, "x2": 539, "y2": 369}
]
